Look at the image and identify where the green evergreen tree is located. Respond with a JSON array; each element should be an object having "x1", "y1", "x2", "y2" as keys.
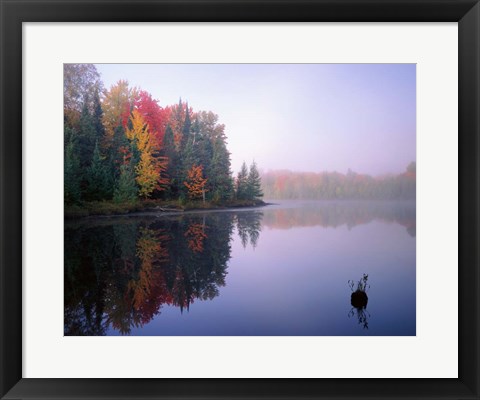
[
  {"x1": 108, "y1": 125, "x2": 129, "y2": 180},
  {"x1": 77, "y1": 96, "x2": 97, "y2": 168},
  {"x1": 246, "y1": 161, "x2": 263, "y2": 200},
  {"x1": 129, "y1": 136, "x2": 141, "y2": 170},
  {"x1": 64, "y1": 124, "x2": 75, "y2": 150},
  {"x1": 64, "y1": 131, "x2": 81, "y2": 205},
  {"x1": 179, "y1": 106, "x2": 196, "y2": 200},
  {"x1": 86, "y1": 141, "x2": 110, "y2": 201},
  {"x1": 163, "y1": 124, "x2": 179, "y2": 199},
  {"x1": 92, "y1": 88, "x2": 105, "y2": 142},
  {"x1": 236, "y1": 162, "x2": 249, "y2": 200},
  {"x1": 193, "y1": 111, "x2": 234, "y2": 202},
  {"x1": 209, "y1": 138, "x2": 234, "y2": 202},
  {"x1": 181, "y1": 101, "x2": 191, "y2": 149},
  {"x1": 114, "y1": 160, "x2": 138, "y2": 203}
]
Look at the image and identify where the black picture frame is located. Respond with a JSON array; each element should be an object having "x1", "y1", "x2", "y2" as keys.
[{"x1": 1, "y1": 1, "x2": 479, "y2": 399}]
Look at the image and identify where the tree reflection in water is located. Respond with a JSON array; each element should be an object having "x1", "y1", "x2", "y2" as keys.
[
  {"x1": 64, "y1": 212, "x2": 245, "y2": 335},
  {"x1": 236, "y1": 211, "x2": 263, "y2": 249},
  {"x1": 65, "y1": 202, "x2": 414, "y2": 335}
]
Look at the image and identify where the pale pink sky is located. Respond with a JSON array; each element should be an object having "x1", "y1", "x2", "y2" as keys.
[{"x1": 95, "y1": 64, "x2": 416, "y2": 176}]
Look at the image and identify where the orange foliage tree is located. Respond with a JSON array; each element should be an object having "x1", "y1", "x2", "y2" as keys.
[{"x1": 184, "y1": 165, "x2": 208, "y2": 203}]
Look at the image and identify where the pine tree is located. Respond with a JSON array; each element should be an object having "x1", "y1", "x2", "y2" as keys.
[
  {"x1": 236, "y1": 162, "x2": 249, "y2": 200},
  {"x1": 77, "y1": 96, "x2": 97, "y2": 169},
  {"x1": 181, "y1": 101, "x2": 191, "y2": 149},
  {"x1": 192, "y1": 111, "x2": 233, "y2": 203},
  {"x1": 163, "y1": 124, "x2": 179, "y2": 198},
  {"x1": 209, "y1": 138, "x2": 233, "y2": 202},
  {"x1": 92, "y1": 88, "x2": 105, "y2": 142},
  {"x1": 108, "y1": 125, "x2": 129, "y2": 182},
  {"x1": 86, "y1": 141, "x2": 110, "y2": 201},
  {"x1": 246, "y1": 161, "x2": 263, "y2": 200},
  {"x1": 114, "y1": 160, "x2": 138, "y2": 203},
  {"x1": 178, "y1": 102, "x2": 195, "y2": 200},
  {"x1": 64, "y1": 132, "x2": 81, "y2": 204}
]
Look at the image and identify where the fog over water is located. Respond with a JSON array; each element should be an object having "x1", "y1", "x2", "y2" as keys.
[{"x1": 95, "y1": 64, "x2": 416, "y2": 176}]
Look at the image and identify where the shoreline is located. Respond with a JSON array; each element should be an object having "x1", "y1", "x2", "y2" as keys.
[
  {"x1": 64, "y1": 198, "x2": 415, "y2": 220},
  {"x1": 65, "y1": 199, "x2": 270, "y2": 220}
]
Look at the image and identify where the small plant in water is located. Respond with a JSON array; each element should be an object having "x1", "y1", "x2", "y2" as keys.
[
  {"x1": 348, "y1": 273, "x2": 369, "y2": 293},
  {"x1": 348, "y1": 274, "x2": 370, "y2": 329}
]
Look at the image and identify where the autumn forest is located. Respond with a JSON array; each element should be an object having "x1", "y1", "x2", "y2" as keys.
[{"x1": 64, "y1": 64, "x2": 263, "y2": 216}]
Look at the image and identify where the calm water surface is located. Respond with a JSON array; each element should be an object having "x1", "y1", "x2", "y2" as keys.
[{"x1": 64, "y1": 201, "x2": 416, "y2": 336}]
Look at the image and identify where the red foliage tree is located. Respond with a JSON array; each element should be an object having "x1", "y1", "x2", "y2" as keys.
[{"x1": 135, "y1": 90, "x2": 171, "y2": 148}]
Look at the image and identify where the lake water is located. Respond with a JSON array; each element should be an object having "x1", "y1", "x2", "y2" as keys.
[{"x1": 64, "y1": 200, "x2": 416, "y2": 336}]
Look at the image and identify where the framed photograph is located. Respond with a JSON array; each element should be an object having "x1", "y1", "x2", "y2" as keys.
[{"x1": 1, "y1": 0, "x2": 479, "y2": 399}]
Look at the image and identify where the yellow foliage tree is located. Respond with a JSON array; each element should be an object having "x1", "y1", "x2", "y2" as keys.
[{"x1": 127, "y1": 110, "x2": 168, "y2": 198}]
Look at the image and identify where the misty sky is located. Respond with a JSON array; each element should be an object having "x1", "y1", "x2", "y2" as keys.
[{"x1": 95, "y1": 64, "x2": 415, "y2": 176}]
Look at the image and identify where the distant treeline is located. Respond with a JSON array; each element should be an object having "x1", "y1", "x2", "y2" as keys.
[{"x1": 261, "y1": 163, "x2": 416, "y2": 200}]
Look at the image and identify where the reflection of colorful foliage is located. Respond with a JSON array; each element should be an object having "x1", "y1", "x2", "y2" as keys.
[
  {"x1": 64, "y1": 213, "x2": 236, "y2": 335},
  {"x1": 128, "y1": 228, "x2": 171, "y2": 321},
  {"x1": 184, "y1": 223, "x2": 207, "y2": 253}
]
